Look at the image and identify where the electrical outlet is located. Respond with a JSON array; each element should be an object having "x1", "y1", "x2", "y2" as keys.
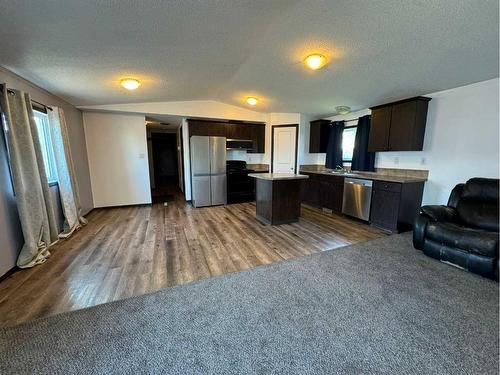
[
  {"x1": 420, "y1": 157, "x2": 426, "y2": 165},
  {"x1": 394, "y1": 157, "x2": 400, "y2": 165},
  {"x1": 138, "y1": 153, "x2": 145, "y2": 159}
]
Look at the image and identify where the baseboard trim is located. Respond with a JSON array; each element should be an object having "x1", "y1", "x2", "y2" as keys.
[{"x1": 0, "y1": 266, "x2": 18, "y2": 282}]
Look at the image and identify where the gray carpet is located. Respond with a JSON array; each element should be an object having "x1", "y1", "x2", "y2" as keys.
[{"x1": 1, "y1": 233, "x2": 498, "y2": 374}]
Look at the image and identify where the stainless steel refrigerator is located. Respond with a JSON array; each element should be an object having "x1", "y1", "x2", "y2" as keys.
[{"x1": 190, "y1": 136, "x2": 227, "y2": 207}]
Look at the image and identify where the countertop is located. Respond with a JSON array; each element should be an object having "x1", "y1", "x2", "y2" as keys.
[
  {"x1": 247, "y1": 164, "x2": 269, "y2": 173},
  {"x1": 249, "y1": 173, "x2": 309, "y2": 181},
  {"x1": 299, "y1": 169, "x2": 427, "y2": 183}
]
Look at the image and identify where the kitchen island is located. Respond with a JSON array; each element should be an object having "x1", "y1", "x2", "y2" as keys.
[{"x1": 248, "y1": 173, "x2": 309, "y2": 225}]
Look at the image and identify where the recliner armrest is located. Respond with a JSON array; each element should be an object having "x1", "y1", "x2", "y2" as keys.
[
  {"x1": 413, "y1": 214, "x2": 429, "y2": 250},
  {"x1": 420, "y1": 205, "x2": 458, "y2": 223}
]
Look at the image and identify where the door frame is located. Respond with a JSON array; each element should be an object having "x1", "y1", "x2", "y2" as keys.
[
  {"x1": 271, "y1": 124, "x2": 299, "y2": 173},
  {"x1": 149, "y1": 130, "x2": 181, "y2": 200}
]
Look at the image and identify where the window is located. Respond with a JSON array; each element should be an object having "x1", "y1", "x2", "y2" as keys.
[
  {"x1": 33, "y1": 110, "x2": 58, "y2": 183},
  {"x1": 1, "y1": 110, "x2": 15, "y2": 192},
  {"x1": 342, "y1": 126, "x2": 357, "y2": 162}
]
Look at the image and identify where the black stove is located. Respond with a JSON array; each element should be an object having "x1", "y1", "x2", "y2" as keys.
[{"x1": 226, "y1": 160, "x2": 256, "y2": 204}]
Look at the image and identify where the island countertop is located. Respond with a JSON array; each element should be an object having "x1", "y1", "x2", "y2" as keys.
[{"x1": 248, "y1": 173, "x2": 309, "y2": 181}]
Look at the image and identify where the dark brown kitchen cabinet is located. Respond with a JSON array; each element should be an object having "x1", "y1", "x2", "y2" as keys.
[
  {"x1": 301, "y1": 175, "x2": 321, "y2": 207},
  {"x1": 210, "y1": 122, "x2": 227, "y2": 137},
  {"x1": 226, "y1": 122, "x2": 251, "y2": 140},
  {"x1": 368, "y1": 96, "x2": 431, "y2": 152},
  {"x1": 188, "y1": 119, "x2": 265, "y2": 153},
  {"x1": 300, "y1": 173, "x2": 344, "y2": 213},
  {"x1": 309, "y1": 119, "x2": 331, "y2": 153},
  {"x1": 188, "y1": 121, "x2": 209, "y2": 136},
  {"x1": 319, "y1": 175, "x2": 344, "y2": 212},
  {"x1": 224, "y1": 122, "x2": 238, "y2": 139},
  {"x1": 368, "y1": 106, "x2": 392, "y2": 151},
  {"x1": 370, "y1": 180, "x2": 425, "y2": 232},
  {"x1": 319, "y1": 180, "x2": 333, "y2": 209},
  {"x1": 249, "y1": 124, "x2": 265, "y2": 153}
]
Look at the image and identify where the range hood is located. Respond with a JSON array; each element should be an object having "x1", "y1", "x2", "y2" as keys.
[{"x1": 226, "y1": 139, "x2": 254, "y2": 150}]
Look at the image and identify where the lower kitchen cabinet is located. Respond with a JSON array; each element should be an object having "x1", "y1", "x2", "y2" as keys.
[
  {"x1": 370, "y1": 180, "x2": 425, "y2": 232},
  {"x1": 301, "y1": 172, "x2": 425, "y2": 232},
  {"x1": 301, "y1": 173, "x2": 344, "y2": 213},
  {"x1": 301, "y1": 174, "x2": 320, "y2": 207}
]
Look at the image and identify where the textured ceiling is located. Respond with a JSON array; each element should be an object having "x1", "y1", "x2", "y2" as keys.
[{"x1": 0, "y1": 0, "x2": 498, "y2": 116}]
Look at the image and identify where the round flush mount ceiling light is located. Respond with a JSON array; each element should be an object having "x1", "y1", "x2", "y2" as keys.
[
  {"x1": 304, "y1": 54, "x2": 327, "y2": 70},
  {"x1": 246, "y1": 97, "x2": 259, "y2": 106},
  {"x1": 335, "y1": 106, "x2": 351, "y2": 115},
  {"x1": 120, "y1": 78, "x2": 141, "y2": 90}
]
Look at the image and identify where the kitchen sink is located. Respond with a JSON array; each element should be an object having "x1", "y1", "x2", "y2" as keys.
[{"x1": 329, "y1": 171, "x2": 357, "y2": 176}]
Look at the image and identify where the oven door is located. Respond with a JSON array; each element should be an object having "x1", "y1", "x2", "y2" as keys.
[{"x1": 227, "y1": 171, "x2": 255, "y2": 203}]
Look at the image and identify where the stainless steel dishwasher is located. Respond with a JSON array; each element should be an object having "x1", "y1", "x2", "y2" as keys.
[{"x1": 342, "y1": 178, "x2": 373, "y2": 221}]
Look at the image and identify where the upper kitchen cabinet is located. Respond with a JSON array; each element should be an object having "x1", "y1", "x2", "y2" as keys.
[
  {"x1": 368, "y1": 106, "x2": 392, "y2": 151},
  {"x1": 309, "y1": 119, "x2": 330, "y2": 153},
  {"x1": 368, "y1": 97, "x2": 431, "y2": 152},
  {"x1": 188, "y1": 119, "x2": 265, "y2": 153},
  {"x1": 225, "y1": 122, "x2": 251, "y2": 140},
  {"x1": 189, "y1": 120, "x2": 226, "y2": 137},
  {"x1": 248, "y1": 124, "x2": 266, "y2": 154}
]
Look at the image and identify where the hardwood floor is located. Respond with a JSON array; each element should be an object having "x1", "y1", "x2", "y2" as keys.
[{"x1": 0, "y1": 195, "x2": 386, "y2": 327}]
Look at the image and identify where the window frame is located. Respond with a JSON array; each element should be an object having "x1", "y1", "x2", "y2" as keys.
[
  {"x1": 33, "y1": 108, "x2": 58, "y2": 184},
  {"x1": 0, "y1": 108, "x2": 16, "y2": 193},
  {"x1": 341, "y1": 124, "x2": 357, "y2": 163}
]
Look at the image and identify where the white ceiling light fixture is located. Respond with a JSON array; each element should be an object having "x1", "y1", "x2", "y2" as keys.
[
  {"x1": 120, "y1": 78, "x2": 141, "y2": 90},
  {"x1": 335, "y1": 106, "x2": 351, "y2": 115},
  {"x1": 246, "y1": 97, "x2": 258, "y2": 106},
  {"x1": 304, "y1": 54, "x2": 327, "y2": 70}
]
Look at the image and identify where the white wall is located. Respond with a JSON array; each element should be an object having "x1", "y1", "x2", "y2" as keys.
[
  {"x1": 83, "y1": 112, "x2": 151, "y2": 207},
  {"x1": 79, "y1": 100, "x2": 267, "y2": 123},
  {"x1": 227, "y1": 150, "x2": 248, "y2": 161},
  {"x1": 326, "y1": 79, "x2": 499, "y2": 205},
  {"x1": 299, "y1": 113, "x2": 323, "y2": 166}
]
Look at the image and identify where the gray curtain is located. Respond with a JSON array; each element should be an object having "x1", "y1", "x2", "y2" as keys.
[
  {"x1": 0, "y1": 85, "x2": 59, "y2": 268},
  {"x1": 48, "y1": 107, "x2": 87, "y2": 237}
]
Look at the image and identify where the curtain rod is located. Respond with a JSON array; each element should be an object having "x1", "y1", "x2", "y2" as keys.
[
  {"x1": 343, "y1": 115, "x2": 370, "y2": 122},
  {"x1": 31, "y1": 99, "x2": 53, "y2": 112},
  {"x1": 5, "y1": 88, "x2": 53, "y2": 111}
]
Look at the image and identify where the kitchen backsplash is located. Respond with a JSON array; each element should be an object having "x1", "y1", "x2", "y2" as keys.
[{"x1": 299, "y1": 164, "x2": 429, "y2": 179}]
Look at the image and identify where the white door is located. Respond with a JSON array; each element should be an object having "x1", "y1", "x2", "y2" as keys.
[{"x1": 272, "y1": 126, "x2": 297, "y2": 173}]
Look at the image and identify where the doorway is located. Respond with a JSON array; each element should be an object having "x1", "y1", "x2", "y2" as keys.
[
  {"x1": 150, "y1": 132, "x2": 179, "y2": 203},
  {"x1": 271, "y1": 124, "x2": 298, "y2": 173}
]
